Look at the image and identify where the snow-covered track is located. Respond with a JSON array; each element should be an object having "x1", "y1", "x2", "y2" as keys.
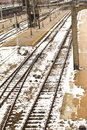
[
  {"x1": 21, "y1": 28, "x2": 72, "y2": 130},
  {"x1": 0, "y1": 12, "x2": 70, "y2": 94},
  {"x1": 0, "y1": 12, "x2": 71, "y2": 130}
]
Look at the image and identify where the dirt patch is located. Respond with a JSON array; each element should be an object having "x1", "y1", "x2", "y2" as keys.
[
  {"x1": 74, "y1": 69, "x2": 87, "y2": 90},
  {"x1": 8, "y1": 111, "x2": 23, "y2": 130},
  {"x1": 3, "y1": 64, "x2": 17, "y2": 75},
  {"x1": 73, "y1": 69, "x2": 87, "y2": 119},
  {"x1": 60, "y1": 93, "x2": 77, "y2": 120}
]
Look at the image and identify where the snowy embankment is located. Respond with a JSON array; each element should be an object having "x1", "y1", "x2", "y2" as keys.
[{"x1": 0, "y1": 11, "x2": 86, "y2": 129}]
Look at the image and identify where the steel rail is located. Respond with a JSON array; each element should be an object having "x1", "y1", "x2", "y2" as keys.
[
  {"x1": 0, "y1": 13, "x2": 71, "y2": 109},
  {"x1": 1, "y1": 53, "x2": 40, "y2": 130},
  {"x1": 44, "y1": 38, "x2": 72, "y2": 130},
  {"x1": 2, "y1": 20, "x2": 71, "y2": 130},
  {"x1": 0, "y1": 13, "x2": 71, "y2": 129},
  {"x1": 0, "y1": 10, "x2": 70, "y2": 44},
  {"x1": 0, "y1": 12, "x2": 70, "y2": 90},
  {"x1": 0, "y1": 30, "x2": 57, "y2": 107},
  {"x1": 0, "y1": 9, "x2": 55, "y2": 42},
  {"x1": 21, "y1": 27, "x2": 71, "y2": 130}
]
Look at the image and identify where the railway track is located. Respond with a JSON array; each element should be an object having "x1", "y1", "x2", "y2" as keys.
[
  {"x1": 0, "y1": 11, "x2": 49, "y2": 44},
  {"x1": 22, "y1": 30, "x2": 72, "y2": 130},
  {"x1": 0, "y1": 8, "x2": 58, "y2": 46},
  {"x1": 0, "y1": 12, "x2": 71, "y2": 130},
  {"x1": 0, "y1": 12, "x2": 70, "y2": 86},
  {"x1": 0, "y1": 21, "x2": 28, "y2": 45}
]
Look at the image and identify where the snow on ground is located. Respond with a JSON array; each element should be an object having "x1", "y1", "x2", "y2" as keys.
[
  {"x1": 0, "y1": 10, "x2": 86, "y2": 129},
  {"x1": 0, "y1": 46, "x2": 34, "y2": 83},
  {"x1": 62, "y1": 52, "x2": 84, "y2": 97},
  {"x1": 0, "y1": 47, "x2": 16, "y2": 62},
  {"x1": 52, "y1": 49, "x2": 87, "y2": 129},
  {"x1": 56, "y1": 10, "x2": 87, "y2": 129},
  {"x1": 0, "y1": 46, "x2": 34, "y2": 125}
]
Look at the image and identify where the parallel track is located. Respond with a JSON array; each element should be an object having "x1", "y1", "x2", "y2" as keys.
[
  {"x1": 22, "y1": 29, "x2": 72, "y2": 130},
  {"x1": 0, "y1": 9, "x2": 58, "y2": 45},
  {"x1": 0, "y1": 12, "x2": 70, "y2": 91},
  {"x1": 0, "y1": 13, "x2": 71, "y2": 130}
]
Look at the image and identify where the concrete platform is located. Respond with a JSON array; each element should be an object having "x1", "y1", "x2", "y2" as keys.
[
  {"x1": 0, "y1": 8, "x2": 51, "y2": 33},
  {"x1": 0, "y1": 14, "x2": 27, "y2": 33},
  {"x1": 2, "y1": 10, "x2": 68, "y2": 47}
]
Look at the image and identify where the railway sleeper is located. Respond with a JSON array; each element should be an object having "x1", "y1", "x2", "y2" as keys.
[
  {"x1": 32, "y1": 110, "x2": 47, "y2": 113},
  {"x1": 28, "y1": 117, "x2": 43, "y2": 120},
  {"x1": 24, "y1": 128, "x2": 40, "y2": 130},
  {"x1": 42, "y1": 90, "x2": 55, "y2": 92},
  {"x1": 37, "y1": 96, "x2": 49, "y2": 99},
  {"x1": 30, "y1": 114, "x2": 45, "y2": 117},
  {"x1": 27, "y1": 120, "x2": 41, "y2": 123},
  {"x1": 32, "y1": 109, "x2": 46, "y2": 113},
  {"x1": 25, "y1": 125, "x2": 40, "y2": 128}
]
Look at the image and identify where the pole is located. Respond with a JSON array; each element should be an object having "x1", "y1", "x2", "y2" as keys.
[
  {"x1": 33, "y1": 0, "x2": 36, "y2": 27},
  {"x1": 57, "y1": 0, "x2": 58, "y2": 5},
  {"x1": 26, "y1": 0, "x2": 32, "y2": 28},
  {"x1": 12, "y1": 0, "x2": 14, "y2": 7},
  {"x1": 48, "y1": 0, "x2": 50, "y2": 8},
  {"x1": 72, "y1": 6, "x2": 79, "y2": 69},
  {"x1": 38, "y1": 15, "x2": 40, "y2": 29},
  {"x1": 14, "y1": 13, "x2": 18, "y2": 46},
  {"x1": 37, "y1": 0, "x2": 40, "y2": 29},
  {"x1": 0, "y1": 5, "x2": 3, "y2": 20},
  {"x1": 14, "y1": 13, "x2": 18, "y2": 30}
]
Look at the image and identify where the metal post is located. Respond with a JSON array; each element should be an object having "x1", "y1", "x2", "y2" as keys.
[
  {"x1": 22, "y1": 0, "x2": 26, "y2": 6},
  {"x1": 14, "y1": 13, "x2": 18, "y2": 46},
  {"x1": 12, "y1": 0, "x2": 14, "y2": 7},
  {"x1": 14, "y1": 13, "x2": 18, "y2": 30},
  {"x1": 37, "y1": 0, "x2": 40, "y2": 29},
  {"x1": 48, "y1": 0, "x2": 50, "y2": 8},
  {"x1": 0, "y1": 6, "x2": 3, "y2": 20},
  {"x1": 57, "y1": 0, "x2": 58, "y2": 5},
  {"x1": 33, "y1": 0, "x2": 36, "y2": 27},
  {"x1": 26, "y1": 0, "x2": 32, "y2": 28},
  {"x1": 38, "y1": 14, "x2": 40, "y2": 29},
  {"x1": 72, "y1": 6, "x2": 79, "y2": 69}
]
